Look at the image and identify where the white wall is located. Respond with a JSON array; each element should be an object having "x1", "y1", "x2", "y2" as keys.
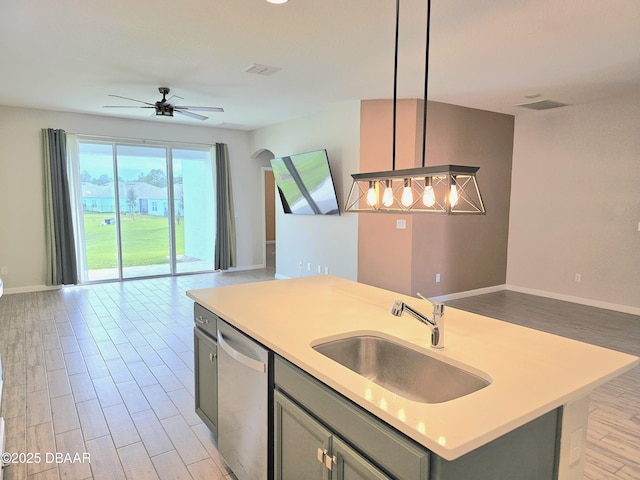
[
  {"x1": 0, "y1": 106, "x2": 263, "y2": 292},
  {"x1": 507, "y1": 92, "x2": 640, "y2": 312},
  {"x1": 251, "y1": 101, "x2": 360, "y2": 281}
]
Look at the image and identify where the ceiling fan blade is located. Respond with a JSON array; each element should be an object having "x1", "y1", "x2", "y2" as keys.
[
  {"x1": 165, "y1": 94, "x2": 184, "y2": 106},
  {"x1": 174, "y1": 106, "x2": 224, "y2": 112},
  {"x1": 108, "y1": 94, "x2": 155, "y2": 106},
  {"x1": 175, "y1": 109, "x2": 208, "y2": 121},
  {"x1": 103, "y1": 105, "x2": 154, "y2": 109}
]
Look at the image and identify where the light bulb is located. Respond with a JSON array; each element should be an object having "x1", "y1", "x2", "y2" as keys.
[
  {"x1": 382, "y1": 181, "x2": 394, "y2": 207},
  {"x1": 423, "y1": 185, "x2": 435, "y2": 207},
  {"x1": 449, "y1": 184, "x2": 459, "y2": 207},
  {"x1": 366, "y1": 182, "x2": 378, "y2": 206},
  {"x1": 401, "y1": 179, "x2": 413, "y2": 207}
]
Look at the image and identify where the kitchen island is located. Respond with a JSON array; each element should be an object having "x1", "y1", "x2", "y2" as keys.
[{"x1": 187, "y1": 276, "x2": 638, "y2": 480}]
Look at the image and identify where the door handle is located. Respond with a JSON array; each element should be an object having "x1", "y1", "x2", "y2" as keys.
[{"x1": 217, "y1": 329, "x2": 266, "y2": 373}]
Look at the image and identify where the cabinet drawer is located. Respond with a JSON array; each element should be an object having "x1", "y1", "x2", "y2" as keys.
[
  {"x1": 194, "y1": 303, "x2": 218, "y2": 338},
  {"x1": 275, "y1": 356, "x2": 429, "y2": 480}
]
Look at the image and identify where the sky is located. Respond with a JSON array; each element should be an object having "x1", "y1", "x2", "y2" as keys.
[{"x1": 78, "y1": 142, "x2": 210, "y2": 182}]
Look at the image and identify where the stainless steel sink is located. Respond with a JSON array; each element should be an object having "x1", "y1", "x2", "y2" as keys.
[{"x1": 312, "y1": 335, "x2": 490, "y2": 403}]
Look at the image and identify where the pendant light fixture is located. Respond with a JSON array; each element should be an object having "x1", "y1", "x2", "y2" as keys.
[{"x1": 345, "y1": 0, "x2": 485, "y2": 214}]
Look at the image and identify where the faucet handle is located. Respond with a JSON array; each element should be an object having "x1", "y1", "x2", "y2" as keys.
[{"x1": 390, "y1": 300, "x2": 405, "y2": 316}]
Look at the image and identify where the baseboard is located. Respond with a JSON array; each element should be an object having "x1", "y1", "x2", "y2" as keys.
[
  {"x1": 505, "y1": 284, "x2": 640, "y2": 316},
  {"x1": 221, "y1": 263, "x2": 266, "y2": 272},
  {"x1": 5, "y1": 275, "x2": 636, "y2": 315},
  {"x1": 431, "y1": 284, "x2": 506, "y2": 303},
  {"x1": 2, "y1": 284, "x2": 61, "y2": 295},
  {"x1": 432, "y1": 283, "x2": 639, "y2": 315},
  {"x1": 1, "y1": 264, "x2": 269, "y2": 295}
]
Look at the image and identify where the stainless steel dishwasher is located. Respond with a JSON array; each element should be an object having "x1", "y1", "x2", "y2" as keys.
[{"x1": 217, "y1": 319, "x2": 272, "y2": 480}]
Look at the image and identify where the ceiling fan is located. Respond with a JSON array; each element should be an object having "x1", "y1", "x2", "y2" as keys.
[{"x1": 104, "y1": 87, "x2": 224, "y2": 120}]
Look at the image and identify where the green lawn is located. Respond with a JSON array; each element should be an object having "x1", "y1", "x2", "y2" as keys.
[{"x1": 83, "y1": 212, "x2": 184, "y2": 269}]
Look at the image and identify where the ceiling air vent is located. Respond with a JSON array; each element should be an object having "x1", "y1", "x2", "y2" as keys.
[
  {"x1": 514, "y1": 99, "x2": 569, "y2": 110},
  {"x1": 243, "y1": 64, "x2": 281, "y2": 76}
]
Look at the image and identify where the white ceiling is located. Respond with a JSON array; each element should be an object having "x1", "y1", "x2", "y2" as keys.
[{"x1": 1, "y1": 0, "x2": 638, "y2": 130}]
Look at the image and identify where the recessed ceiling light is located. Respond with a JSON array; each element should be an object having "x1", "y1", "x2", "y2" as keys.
[
  {"x1": 514, "y1": 99, "x2": 569, "y2": 110},
  {"x1": 244, "y1": 63, "x2": 282, "y2": 76},
  {"x1": 524, "y1": 93, "x2": 542, "y2": 99},
  {"x1": 266, "y1": 0, "x2": 288, "y2": 4}
]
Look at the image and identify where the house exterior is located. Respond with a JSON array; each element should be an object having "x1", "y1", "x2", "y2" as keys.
[{"x1": 81, "y1": 181, "x2": 184, "y2": 218}]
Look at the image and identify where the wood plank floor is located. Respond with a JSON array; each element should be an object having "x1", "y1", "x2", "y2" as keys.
[
  {"x1": 0, "y1": 270, "x2": 274, "y2": 480},
  {"x1": 1, "y1": 274, "x2": 638, "y2": 479}
]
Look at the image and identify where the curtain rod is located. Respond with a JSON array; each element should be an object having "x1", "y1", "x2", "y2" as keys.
[{"x1": 66, "y1": 132, "x2": 217, "y2": 148}]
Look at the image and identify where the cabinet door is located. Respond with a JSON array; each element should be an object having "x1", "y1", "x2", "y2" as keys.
[
  {"x1": 194, "y1": 327, "x2": 218, "y2": 436},
  {"x1": 274, "y1": 391, "x2": 331, "y2": 480},
  {"x1": 333, "y1": 437, "x2": 391, "y2": 480}
]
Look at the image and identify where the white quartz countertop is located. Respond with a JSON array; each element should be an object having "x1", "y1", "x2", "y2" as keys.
[{"x1": 187, "y1": 276, "x2": 638, "y2": 460}]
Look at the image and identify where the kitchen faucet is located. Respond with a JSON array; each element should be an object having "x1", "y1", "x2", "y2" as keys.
[{"x1": 391, "y1": 293, "x2": 445, "y2": 349}]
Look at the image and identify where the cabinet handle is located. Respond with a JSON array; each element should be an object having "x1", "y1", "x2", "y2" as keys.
[
  {"x1": 195, "y1": 316, "x2": 209, "y2": 325},
  {"x1": 325, "y1": 453, "x2": 336, "y2": 471},
  {"x1": 317, "y1": 448, "x2": 324, "y2": 464},
  {"x1": 209, "y1": 352, "x2": 216, "y2": 362}
]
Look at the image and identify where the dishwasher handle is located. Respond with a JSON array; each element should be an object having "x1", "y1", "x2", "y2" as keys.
[{"x1": 217, "y1": 329, "x2": 266, "y2": 373}]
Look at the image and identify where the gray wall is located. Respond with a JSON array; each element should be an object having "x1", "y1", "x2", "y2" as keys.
[{"x1": 507, "y1": 92, "x2": 640, "y2": 312}]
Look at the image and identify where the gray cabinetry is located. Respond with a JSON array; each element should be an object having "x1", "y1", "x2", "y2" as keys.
[
  {"x1": 274, "y1": 356, "x2": 429, "y2": 480},
  {"x1": 332, "y1": 436, "x2": 392, "y2": 480},
  {"x1": 274, "y1": 390, "x2": 331, "y2": 480},
  {"x1": 275, "y1": 390, "x2": 389, "y2": 480},
  {"x1": 194, "y1": 327, "x2": 218, "y2": 436},
  {"x1": 194, "y1": 304, "x2": 218, "y2": 437}
]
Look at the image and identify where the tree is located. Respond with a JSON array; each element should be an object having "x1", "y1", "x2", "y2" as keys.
[
  {"x1": 126, "y1": 187, "x2": 138, "y2": 218},
  {"x1": 138, "y1": 169, "x2": 167, "y2": 187},
  {"x1": 96, "y1": 174, "x2": 112, "y2": 186},
  {"x1": 81, "y1": 170, "x2": 92, "y2": 182}
]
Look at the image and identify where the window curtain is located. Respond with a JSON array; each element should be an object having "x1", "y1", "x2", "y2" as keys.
[
  {"x1": 65, "y1": 134, "x2": 89, "y2": 283},
  {"x1": 214, "y1": 143, "x2": 237, "y2": 270},
  {"x1": 43, "y1": 128, "x2": 78, "y2": 285}
]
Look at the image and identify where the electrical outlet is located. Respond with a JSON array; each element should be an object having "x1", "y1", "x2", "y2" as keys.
[
  {"x1": 0, "y1": 266, "x2": 7, "y2": 275},
  {"x1": 396, "y1": 219, "x2": 406, "y2": 229},
  {"x1": 324, "y1": 267, "x2": 329, "y2": 275},
  {"x1": 569, "y1": 428, "x2": 584, "y2": 466},
  {"x1": 435, "y1": 273, "x2": 441, "y2": 283},
  {"x1": 317, "y1": 265, "x2": 321, "y2": 274},
  {"x1": 307, "y1": 263, "x2": 311, "y2": 272},
  {"x1": 574, "y1": 273, "x2": 582, "y2": 283}
]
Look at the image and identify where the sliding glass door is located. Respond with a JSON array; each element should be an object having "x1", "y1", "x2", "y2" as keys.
[
  {"x1": 116, "y1": 145, "x2": 171, "y2": 278},
  {"x1": 76, "y1": 139, "x2": 215, "y2": 282},
  {"x1": 173, "y1": 149, "x2": 216, "y2": 274},
  {"x1": 78, "y1": 142, "x2": 119, "y2": 281}
]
